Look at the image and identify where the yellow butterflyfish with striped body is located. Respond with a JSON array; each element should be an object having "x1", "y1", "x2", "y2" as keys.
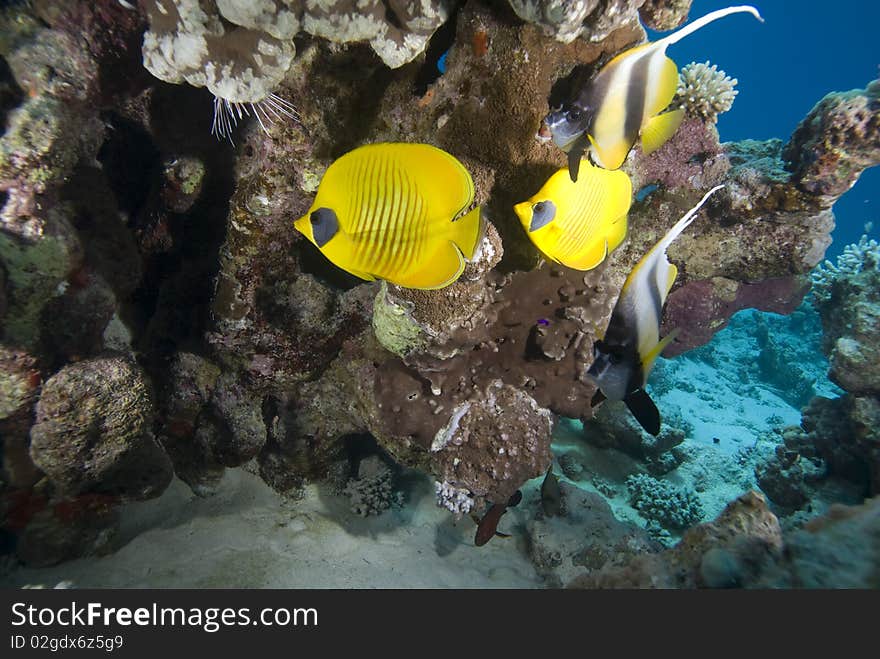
[
  {"x1": 294, "y1": 143, "x2": 484, "y2": 290},
  {"x1": 545, "y1": 5, "x2": 763, "y2": 180},
  {"x1": 513, "y1": 160, "x2": 632, "y2": 270}
]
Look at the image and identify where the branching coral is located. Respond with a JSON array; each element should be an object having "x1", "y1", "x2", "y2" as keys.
[
  {"x1": 434, "y1": 480, "x2": 474, "y2": 516},
  {"x1": 626, "y1": 473, "x2": 704, "y2": 531},
  {"x1": 344, "y1": 456, "x2": 402, "y2": 517},
  {"x1": 811, "y1": 232, "x2": 879, "y2": 304},
  {"x1": 675, "y1": 61, "x2": 738, "y2": 123}
]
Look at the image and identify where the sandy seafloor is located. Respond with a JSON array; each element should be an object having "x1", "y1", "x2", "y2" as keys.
[{"x1": 2, "y1": 306, "x2": 842, "y2": 588}]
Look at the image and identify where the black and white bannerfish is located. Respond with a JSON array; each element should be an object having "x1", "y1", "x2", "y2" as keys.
[
  {"x1": 585, "y1": 185, "x2": 724, "y2": 435},
  {"x1": 545, "y1": 5, "x2": 763, "y2": 181}
]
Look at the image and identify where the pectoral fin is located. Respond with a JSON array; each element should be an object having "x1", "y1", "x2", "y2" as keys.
[
  {"x1": 567, "y1": 135, "x2": 589, "y2": 182},
  {"x1": 641, "y1": 109, "x2": 685, "y2": 155},
  {"x1": 624, "y1": 388, "x2": 661, "y2": 436},
  {"x1": 641, "y1": 329, "x2": 680, "y2": 378},
  {"x1": 590, "y1": 389, "x2": 606, "y2": 407}
]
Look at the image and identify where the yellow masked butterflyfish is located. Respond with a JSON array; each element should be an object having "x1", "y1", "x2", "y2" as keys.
[
  {"x1": 545, "y1": 5, "x2": 763, "y2": 180},
  {"x1": 513, "y1": 160, "x2": 632, "y2": 271},
  {"x1": 294, "y1": 143, "x2": 484, "y2": 290}
]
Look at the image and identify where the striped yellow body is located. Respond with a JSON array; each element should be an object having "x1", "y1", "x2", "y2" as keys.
[
  {"x1": 588, "y1": 42, "x2": 683, "y2": 170},
  {"x1": 294, "y1": 143, "x2": 483, "y2": 290},
  {"x1": 514, "y1": 161, "x2": 632, "y2": 270}
]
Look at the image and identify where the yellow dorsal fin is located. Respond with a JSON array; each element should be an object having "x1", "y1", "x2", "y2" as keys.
[
  {"x1": 664, "y1": 262, "x2": 678, "y2": 300},
  {"x1": 646, "y1": 56, "x2": 681, "y2": 119},
  {"x1": 642, "y1": 328, "x2": 680, "y2": 378},
  {"x1": 641, "y1": 109, "x2": 685, "y2": 155}
]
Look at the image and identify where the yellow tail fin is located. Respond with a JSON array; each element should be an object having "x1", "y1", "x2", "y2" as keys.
[
  {"x1": 450, "y1": 206, "x2": 484, "y2": 260},
  {"x1": 641, "y1": 109, "x2": 685, "y2": 155}
]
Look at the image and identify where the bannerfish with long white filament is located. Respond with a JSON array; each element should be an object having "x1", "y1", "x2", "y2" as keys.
[
  {"x1": 545, "y1": 5, "x2": 763, "y2": 180},
  {"x1": 585, "y1": 185, "x2": 724, "y2": 435}
]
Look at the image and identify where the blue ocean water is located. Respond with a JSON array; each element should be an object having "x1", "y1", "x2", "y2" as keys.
[{"x1": 650, "y1": 0, "x2": 880, "y2": 255}]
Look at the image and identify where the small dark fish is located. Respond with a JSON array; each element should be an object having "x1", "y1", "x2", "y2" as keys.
[
  {"x1": 540, "y1": 467, "x2": 563, "y2": 517},
  {"x1": 473, "y1": 490, "x2": 522, "y2": 546}
]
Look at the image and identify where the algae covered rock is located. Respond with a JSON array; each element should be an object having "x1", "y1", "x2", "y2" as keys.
[
  {"x1": 569, "y1": 491, "x2": 783, "y2": 588},
  {"x1": 784, "y1": 79, "x2": 880, "y2": 201},
  {"x1": 29, "y1": 356, "x2": 173, "y2": 500},
  {"x1": 429, "y1": 380, "x2": 554, "y2": 506}
]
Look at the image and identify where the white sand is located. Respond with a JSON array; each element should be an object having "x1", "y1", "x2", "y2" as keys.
[{"x1": 4, "y1": 471, "x2": 543, "y2": 589}]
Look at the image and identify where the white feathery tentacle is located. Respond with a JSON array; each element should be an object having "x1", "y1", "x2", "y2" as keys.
[{"x1": 211, "y1": 92, "x2": 300, "y2": 144}]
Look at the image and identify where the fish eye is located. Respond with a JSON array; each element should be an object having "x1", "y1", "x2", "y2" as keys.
[
  {"x1": 309, "y1": 207, "x2": 339, "y2": 247},
  {"x1": 529, "y1": 199, "x2": 556, "y2": 232},
  {"x1": 567, "y1": 107, "x2": 582, "y2": 121}
]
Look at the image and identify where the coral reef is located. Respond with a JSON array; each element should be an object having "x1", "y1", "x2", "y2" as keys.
[
  {"x1": 571, "y1": 491, "x2": 880, "y2": 588},
  {"x1": 142, "y1": 0, "x2": 454, "y2": 95},
  {"x1": 753, "y1": 313, "x2": 816, "y2": 409},
  {"x1": 29, "y1": 356, "x2": 172, "y2": 500},
  {"x1": 626, "y1": 473, "x2": 703, "y2": 531},
  {"x1": 2, "y1": 0, "x2": 878, "y2": 579},
  {"x1": 583, "y1": 401, "x2": 687, "y2": 475},
  {"x1": 143, "y1": 0, "x2": 295, "y2": 106},
  {"x1": 784, "y1": 79, "x2": 880, "y2": 201},
  {"x1": 753, "y1": 230, "x2": 880, "y2": 508},
  {"x1": 757, "y1": 497, "x2": 880, "y2": 588},
  {"x1": 434, "y1": 480, "x2": 474, "y2": 516},
  {"x1": 570, "y1": 491, "x2": 782, "y2": 588},
  {"x1": 506, "y1": 0, "x2": 692, "y2": 44},
  {"x1": 343, "y1": 455, "x2": 402, "y2": 517},
  {"x1": 506, "y1": 0, "x2": 646, "y2": 44},
  {"x1": 811, "y1": 232, "x2": 878, "y2": 303},
  {"x1": 674, "y1": 61, "x2": 738, "y2": 123}
]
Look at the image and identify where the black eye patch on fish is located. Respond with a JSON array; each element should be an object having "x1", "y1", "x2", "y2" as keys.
[
  {"x1": 310, "y1": 207, "x2": 339, "y2": 247},
  {"x1": 529, "y1": 200, "x2": 557, "y2": 232}
]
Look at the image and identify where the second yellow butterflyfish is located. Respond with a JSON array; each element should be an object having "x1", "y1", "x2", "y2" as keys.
[{"x1": 514, "y1": 160, "x2": 632, "y2": 271}]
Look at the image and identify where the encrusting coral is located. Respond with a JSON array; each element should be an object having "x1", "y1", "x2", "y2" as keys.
[{"x1": 626, "y1": 473, "x2": 704, "y2": 531}]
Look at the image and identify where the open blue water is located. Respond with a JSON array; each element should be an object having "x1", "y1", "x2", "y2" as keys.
[{"x1": 650, "y1": 0, "x2": 880, "y2": 255}]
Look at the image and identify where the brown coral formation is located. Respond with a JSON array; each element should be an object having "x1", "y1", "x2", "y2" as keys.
[
  {"x1": 569, "y1": 491, "x2": 783, "y2": 588},
  {"x1": 1, "y1": 0, "x2": 879, "y2": 577},
  {"x1": 784, "y1": 79, "x2": 880, "y2": 201},
  {"x1": 568, "y1": 491, "x2": 880, "y2": 588}
]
